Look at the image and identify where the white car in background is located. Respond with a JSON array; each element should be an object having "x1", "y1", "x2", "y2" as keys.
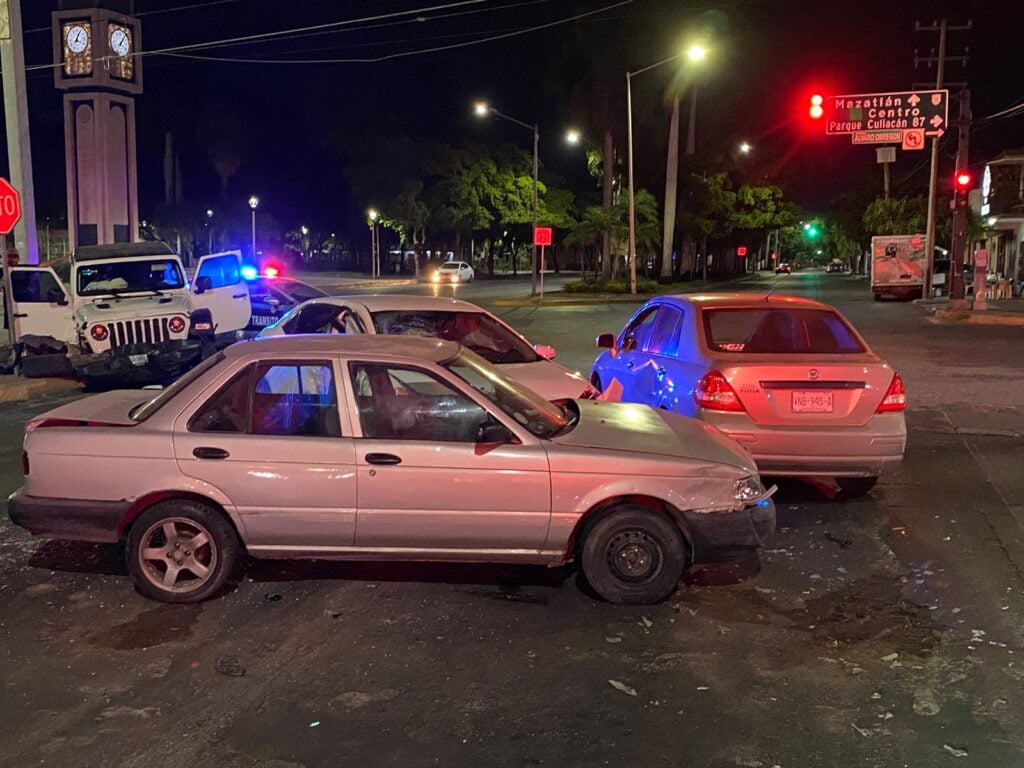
[
  {"x1": 260, "y1": 295, "x2": 594, "y2": 401},
  {"x1": 432, "y1": 261, "x2": 475, "y2": 283}
]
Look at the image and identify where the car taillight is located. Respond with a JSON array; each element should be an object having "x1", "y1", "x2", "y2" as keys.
[
  {"x1": 25, "y1": 418, "x2": 128, "y2": 433},
  {"x1": 876, "y1": 372, "x2": 907, "y2": 412},
  {"x1": 22, "y1": 451, "x2": 29, "y2": 475},
  {"x1": 694, "y1": 370, "x2": 745, "y2": 412},
  {"x1": 90, "y1": 324, "x2": 108, "y2": 341},
  {"x1": 168, "y1": 315, "x2": 186, "y2": 333}
]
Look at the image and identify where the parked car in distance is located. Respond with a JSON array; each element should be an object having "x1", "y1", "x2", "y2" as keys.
[
  {"x1": 244, "y1": 273, "x2": 327, "y2": 333},
  {"x1": 774, "y1": 263, "x2": 792, "y2": 274},
  {"x1": 8, "y1": 335, "x2": 776, "y2": 605},
  {"x1": 826, "y1": 261, "x2": 846, "y2": 273},
  {"x1": 431, "y1": 261, "x2": 475, "y2": 283},
  {"x1": 590, "y1": 294, "x2": 907, "y2": 496},
  {"x1": 260, "y1": 295, "x2": 593, "y2": 400}
]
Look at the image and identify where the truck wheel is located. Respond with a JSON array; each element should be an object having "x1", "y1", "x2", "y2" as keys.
[
  {"x1": 837, "y1": 477, "x2": 879, "y2": 498},
  {"x1": 579, "y1": 505, "x2": 686, "y2": 604},
  {"x1": 126, "y1": 500, "x2": 240, "y2": 603}
]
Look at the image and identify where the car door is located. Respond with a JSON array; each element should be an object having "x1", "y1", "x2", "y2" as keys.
[
  {"x1": 173, "y1": 358, "x2": 359, "y2": 550},
  {"x1": 191, "y1": 251, "x2": 251, "y2": 333},
  {"x1": 604, "y1": 305, "x2": 660, "y2": 403},
  {"x1": 345, "y1": 361, "x2": 551, "y2": 551},
  {"x1": 4, "y1": 267, "x2": 74, "y2": 344}
]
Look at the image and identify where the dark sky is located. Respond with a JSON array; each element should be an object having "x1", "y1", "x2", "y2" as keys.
[{"x1": 9, "y1": 0, "x2": 1024, "y2": 238}]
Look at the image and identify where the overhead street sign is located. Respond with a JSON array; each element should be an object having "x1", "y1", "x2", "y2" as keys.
[
  {"x1": 0, "y1": 178, "x2": 22, "y2": 234},
  {"x1": 825, "y1": 90, "x2": 948, "y2": 136}
]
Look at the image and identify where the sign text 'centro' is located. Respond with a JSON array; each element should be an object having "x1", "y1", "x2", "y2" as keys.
[{"x1": 825, "y1": 90, "x2": 948, "y2": 136}]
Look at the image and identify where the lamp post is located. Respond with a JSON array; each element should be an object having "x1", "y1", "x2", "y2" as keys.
[
  {"x1": 367, "y1": 209, "x2": 379, "y2": 277},
  {"x1": 628, "y1": 42, "x2": 708, "y2": 295},
  {"x1": 738, "y1": 141, "x2": 752, "y2": 155},
  {"x1": 248, "y1": 196, "x2": 259, "y2": 261},
  {"x1": 474, "y1": 100, "x2": 540, "y2": 295},
  {"x1": 205, "y1": 208, "x2": 214, "y2": 255}
]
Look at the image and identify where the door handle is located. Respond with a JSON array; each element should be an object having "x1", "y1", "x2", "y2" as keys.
[
  {"x1": 232, "y1": 292, "x2": 247, "y2": 299},
  {"x1": 625, "y1": 360, "x2": 635, "y2": 370},
  {"x1": 13, "y1": 312, "x2": 27, "y2": 318},
  {"x1": 365, "y1": 452, "x2": 402, "y2": 466},
  {"x1": 193, "y1": 446, "x2": 230, "y2": 460}
]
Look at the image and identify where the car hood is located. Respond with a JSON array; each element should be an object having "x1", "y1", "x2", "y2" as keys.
[
  {"x1": 497, "y1": 360, "x2": 590, "y2": 401},
  {"x1": 551, "y1": 400, "x2": 756, "y2": 473},
  {"x1": 77, "y1": 294, "x2": 190, "y2": 323},
  {"x1": 34, "y1": 389, "x2": 151, "y2": 426}
]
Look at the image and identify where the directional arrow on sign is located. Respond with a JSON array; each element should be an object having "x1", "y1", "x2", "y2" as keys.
[
  {"x1": 908, "y1": 94, "x2": 921, "y2": 106},
  {"x1": 930, "y1": 115, "x2": 944, "y2": 128},
  {"x1": 925, "y1": 128, "x2": 945, "y2": 138}
]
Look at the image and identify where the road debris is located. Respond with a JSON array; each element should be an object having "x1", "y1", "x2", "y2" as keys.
[
  {"x1": 605, "y1": 636, "x2": 622, "y2": 644},
  {"x1": 881, "y1": 652, "x2": 899, "y2": 662},
  {"x1": 851, "y1": 723, "x2": 870, "y2": 738},
  {"x1": 214, "y1": 656, "x2": 246, "y2": 677},
  {"x1": 943, "y1": 744, "x2": 968, "y2": 758},
  {"x1": 608, "y1": 679, "x2": 638, "y2": 697},
  {"x1": 640, "y1": 616, "x2": 653, "y2": 628},
  {"x1": 264, "y1": 592, "x2": 283, "y2": 602},
  {"x1": 309, "y1": 721, "x2": 321, "y2": 728},
  {"x1": 825, "y1": 532, "x2": 852, "y2": 549}
]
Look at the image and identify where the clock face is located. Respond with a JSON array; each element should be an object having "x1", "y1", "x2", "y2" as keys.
[
  {"x1": 110, "y1": 27, "x2": 131, "y2": 57},
  {"x1": 67, "y1": 24, "x2": 89, "y2": 54}
]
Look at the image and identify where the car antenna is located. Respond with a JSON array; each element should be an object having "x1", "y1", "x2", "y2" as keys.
[{"x1": 762, "y1": 285, "x2": 776, "y2": 302}]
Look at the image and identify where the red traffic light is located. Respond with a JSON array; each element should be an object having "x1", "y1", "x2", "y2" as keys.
[
  {"x1": 954, "y1": 171, "x2": 972, "y2": 190},
  {"x1": 809, "y1": 94, "x2": 824, "y2": 119},
  {"x1": 737, "y1": 246, "x2": 748, "y2": 257}
]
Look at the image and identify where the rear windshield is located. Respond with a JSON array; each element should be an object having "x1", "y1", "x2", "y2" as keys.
[
  {"x1": 131, "y1": 353, "x2": 226, "y2": 422},
  {"x1": 703, "y1": 308, "x2": 866, "y2": 354},
  {"x1": 370, "y1": 310, "x2": 539, "y2": 365}
]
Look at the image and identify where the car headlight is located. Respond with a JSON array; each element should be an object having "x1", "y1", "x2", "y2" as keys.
[
  {"x1": 431, "y1": 272, "x2": 440, "y2": 283},
  {"x1": 734, "y1": 475, "x2": 765, "y2": 503}
]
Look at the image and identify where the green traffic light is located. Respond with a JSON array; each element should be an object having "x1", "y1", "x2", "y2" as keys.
[{"x1": 807, "y1": 226, "x2": 819, "y2": 239}]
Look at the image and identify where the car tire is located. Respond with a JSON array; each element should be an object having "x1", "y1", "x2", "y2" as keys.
[
  {"x1": 126, "y1": 500, "x2": 241, "y2": 603},
  {"x1": 837, "y1": 476, "x2": 879, "y2": 498},
  {"x1": 579, "y1": 505, "x2": 687, "y2": 605}
]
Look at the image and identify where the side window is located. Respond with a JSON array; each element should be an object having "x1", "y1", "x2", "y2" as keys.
[
  {"x1": 11, "y1": 270, "x2": 64, "y2": 303},
  {"x1": 189, "y1": 361, "x2": 340, "y2": 437},
  {"x1": 618, "y1": 306, "x2": 659, "y2": 352},
  {"x1": 189, "y1": 367, "x2": 251, "y2": 433},
  {"x1": 349, "y1": 363, "x2": 487, "y2": 442},
  {"x1": 196, "y1": 254, "x2": 241, "y2": 289},
  {"x1": 251, "y1": 363, "x2": 339, "y2": 437},
  {"x1": 646, "y1": 306, "x2": 683, "y2": 356}
]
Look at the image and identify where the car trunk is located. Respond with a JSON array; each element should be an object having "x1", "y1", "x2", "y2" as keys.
[
  {"x1": 715, "y1": 355, "x2": 894, "y2": 428},
  {"x1": 31, "y1": 390, "x2": 150, "y2": 427}
]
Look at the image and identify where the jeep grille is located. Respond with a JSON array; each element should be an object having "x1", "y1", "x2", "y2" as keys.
[{"x1": 108, "y1": 317, "x2": 173, "y2": 349}]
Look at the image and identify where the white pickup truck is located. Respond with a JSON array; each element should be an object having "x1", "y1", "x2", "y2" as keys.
[{"x1": 6, "y1": 242, "x2": 252, "y2": 353}]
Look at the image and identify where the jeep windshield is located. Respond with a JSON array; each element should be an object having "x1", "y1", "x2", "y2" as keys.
[{"x1": 77, "y1": 259, "x2": 185, "y2": 297}]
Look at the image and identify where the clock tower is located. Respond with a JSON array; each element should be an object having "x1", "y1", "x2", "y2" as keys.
[{"x1": 52, "y1": 0, "x2": 142, "y2": 250}]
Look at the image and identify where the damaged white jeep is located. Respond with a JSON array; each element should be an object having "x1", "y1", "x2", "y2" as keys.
[{"x1": 6, "y1": 242, "x2": 251, "y2": 385}]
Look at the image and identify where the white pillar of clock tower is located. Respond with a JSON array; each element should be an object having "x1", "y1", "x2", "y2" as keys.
[{"x1": 53, "y1": 1, "x2": 142, "y2": 252}]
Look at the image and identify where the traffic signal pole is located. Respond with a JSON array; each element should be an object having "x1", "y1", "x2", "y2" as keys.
[
  {"x1": 921, "y1": 20, "x2": 947, "y2": 302},
  {"x1": 949, "y1": 89, "x2": 971, "y2": 304}
]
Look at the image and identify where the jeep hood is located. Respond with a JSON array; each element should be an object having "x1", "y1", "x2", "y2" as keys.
[
  {"x1": 77, "y1": 294, "x2": 190, "y2": 323},
  {"x1": 550, "y1": 400, "x2": 756, "y2": 473}
]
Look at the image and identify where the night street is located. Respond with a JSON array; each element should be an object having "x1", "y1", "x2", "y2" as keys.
[{"x1": 3, "y1": 272, "x2": 1024, "y2": 767}]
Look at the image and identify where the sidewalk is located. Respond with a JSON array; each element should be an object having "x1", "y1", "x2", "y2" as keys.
[
  {"x1": 491, "y1": 273, "x2": 768, "y2": 307},
  {"x1": 0, "y1": 375, "x2": 81, "y2": 405},
  {"x1": 926, "y1": 298, "x2": 1024, "y2": 326}
]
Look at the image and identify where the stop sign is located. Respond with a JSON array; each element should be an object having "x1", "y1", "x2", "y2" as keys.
[{"x1": 0, "y1": 178, "x2": 21, "y2": 234}]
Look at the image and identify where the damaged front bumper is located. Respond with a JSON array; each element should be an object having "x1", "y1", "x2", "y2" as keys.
[{"x1": 73, "y1": 339, "x2": 208, "y2": 388}]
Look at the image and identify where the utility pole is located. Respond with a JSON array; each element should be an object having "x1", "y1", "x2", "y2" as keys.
[
  {"x1": 660, "y1": 98, "x2": 681, "y2": 283},
  {"x1": 949, "y1": 88, "x2": 971, "y2": 304},
  {"x1": 915, "y1": 19, "x2": 970, "y2": 300},
  {"x1": 0, "y1": 0, "x2": 39, "y2": 263}
]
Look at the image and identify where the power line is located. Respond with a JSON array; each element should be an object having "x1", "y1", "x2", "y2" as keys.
[
  {"x1": 25, "y1": 0, "x2": 494, "y2": 71},
  {"x1": 24, "y1": 0, "x2": 251, "y2": 34},
  {"x1": 158, "y1": 0, "x2": 637, "y2": 65}
]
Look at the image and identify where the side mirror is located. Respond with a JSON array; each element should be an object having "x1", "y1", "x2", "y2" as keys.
[
  {"x1": 596, "y1": 333, "x2": 615, "y2": 349},
  {"x1": 46, "y1": 288, "x2": 68, "y2": 306},
  {"x1": 194, "y1": 275, "x2": 213, "y2": 295},
  {"x1": 534, "y1": 343, "x2": 557, "y2": 360},
  {"x1": 477, "y1": 421, "x2": 513, "y2": 444}
]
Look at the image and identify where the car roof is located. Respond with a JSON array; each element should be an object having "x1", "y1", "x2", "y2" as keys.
[
  {"x1": 310, "y1": 294, "x2": 483, "y2": 313},
  {"x1": 656, "y1": 293, "x2": 837, "y2": 312},
  {"x1": 225, "y1": 333, "x2": 459, "y2": 363},
  {"x1": 72, "y1": 241, "x2": 176, "y2": 262}
]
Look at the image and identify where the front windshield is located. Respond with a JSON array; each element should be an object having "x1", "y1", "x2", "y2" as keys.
[
  {"x1": 281, "y1": 281, "x2": 328, "y2": 302},
  {"x1": 77, "y1": 259, "x2": 185, "y2": 296},
  {"x1": 372, "y1": 310, "x2": 539, "y2": 364},
  {"x1": 440, "y1": 264, "x2": 460, "y2": 271},
  {"x1": 445, "y1": 350, "x2": 570, "y2": 439}
]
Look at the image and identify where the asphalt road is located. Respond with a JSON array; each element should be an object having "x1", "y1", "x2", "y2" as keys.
[{"x1": 2, "y1": 271, "x2": 1024, "y2": 767}]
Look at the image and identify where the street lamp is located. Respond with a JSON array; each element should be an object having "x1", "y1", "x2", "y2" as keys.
[
  {"x1": 565, "y1": 128, "x2": 582, "y2": 145},
  {"x1": 738, "y1": 141, "x2": 752, "y2": 154},
  {"x1": 474, "y1": 99, "x2": 540, "y2": 295},
  {"x1": 627, "y1": 42, "x2": 709, "y2": 294},
  {"x1": 367, "y1": 209, "x2": 380, "y2": 278},
  {"x1": 248, "y1": 196, "x2": 259, "y2": 261},
  {"x1": 205, "y1": 209, "x2": 214, "y2": 255}
]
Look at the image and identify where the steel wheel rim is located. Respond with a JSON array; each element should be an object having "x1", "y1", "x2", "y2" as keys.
[
  {"x1": 138, "y1": 517, "x2": 218, "y2": 594},
  {"x1": 606, "y1": 529, "x2": 662, "y2": 583}
]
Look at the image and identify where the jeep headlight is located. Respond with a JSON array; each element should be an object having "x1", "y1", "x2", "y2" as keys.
[{"x1": 734, "y1": 475, "x2": 765, "y2": 503}]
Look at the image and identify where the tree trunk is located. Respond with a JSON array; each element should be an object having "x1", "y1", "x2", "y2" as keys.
[
  {"x1": 601, "y1": 129, "x2": 614, "y2": 281},
  {"x1": 660, "y1": 98, "x2": 680, "y2": 282}
]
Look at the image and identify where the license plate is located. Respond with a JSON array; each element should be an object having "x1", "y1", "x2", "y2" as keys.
[
  {"x1": 792, "y1": 390, "x2": 834, "y2": 413},
  {"x1": 129, "y1": 354, "x2": 149, "y2": 366}
]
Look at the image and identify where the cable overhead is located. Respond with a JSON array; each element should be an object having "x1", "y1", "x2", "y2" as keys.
[{"x1": 159, "y1": 0, "x2": 637, "y2": 65}]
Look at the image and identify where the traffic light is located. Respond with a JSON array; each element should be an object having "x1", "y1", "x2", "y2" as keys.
[
  {"x1": 737, "y1": 246, "x2": 748, "y2": 257},
  {"x1": 803, "y1": 222, "x2": 820, "y2": 239},
  {"x1": 953, "y1": 170, "x2": 972, "y2": 209},
  {"x1": 809, "y1": 94, "x2": 824, "y2": 120}
]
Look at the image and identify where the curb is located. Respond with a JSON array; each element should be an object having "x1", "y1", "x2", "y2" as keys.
[
  {"x1": 0, "y1": 377, "x2": 82, "y2": 405},
  {"x1": 492, "y1": 295, "x2": 647, "y2": 307},
  {"x1": 927, "y1": 309, "x2": 1024, "y2": 327}
]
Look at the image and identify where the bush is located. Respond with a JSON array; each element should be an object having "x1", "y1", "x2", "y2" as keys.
[{"x1": 564, "y1": 277, "x2": 659, "y2": 294}]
